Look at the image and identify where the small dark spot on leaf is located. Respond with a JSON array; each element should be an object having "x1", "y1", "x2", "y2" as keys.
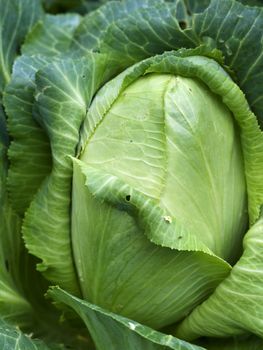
[
  {"x1": 179, "y1": 21, "x2": 187, "y2": 30},
  {"x1": 5, "y1": 259, "x2": 9, "y2": 271},
  {"x1": 82, "y1": 75, "x2": 85, "y2": 78},
  {"x1": 130, "y1": 140, "x2": 133, "y2": 143},
  {"x1": 178, "y1": 236, "x2": 182, "y2": 239},
  {"x1": 125, "y1": 195, "x2": 131, "y2": 201},
  {"x1": 189, "y1": 88, "x2": 192, "y2": 92}
]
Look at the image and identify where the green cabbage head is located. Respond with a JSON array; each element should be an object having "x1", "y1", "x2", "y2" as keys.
[{"x1": 1, "y1": 0, "x2": 263, "y2": 349}]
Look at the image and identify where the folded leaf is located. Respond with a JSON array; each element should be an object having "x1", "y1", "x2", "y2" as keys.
[
  {"x1": 175, "y1": 215, "x2": 263, "y2": 340},
  {"x1": 22, "y1": 54, "x2": 119, "y2": 294}
]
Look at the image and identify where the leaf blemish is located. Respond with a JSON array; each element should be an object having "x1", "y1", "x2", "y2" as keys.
[
  {"x1": 128, "y1": 322, "x2": 137, "y2": 330},
  {"x1": 179, "y1": 21, "x2": 187, "y2": 30},
  {"x1": 163, "y1": 215, "x2": 172, "y2": 224}
]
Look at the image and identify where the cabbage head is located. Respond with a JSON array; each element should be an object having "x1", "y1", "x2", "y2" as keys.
[{"x1": 1, "y1": 0, "x2": 263, "y2": 349}]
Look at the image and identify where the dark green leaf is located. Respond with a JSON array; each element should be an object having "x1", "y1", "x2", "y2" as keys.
[
  {"x1": 0, "y1": 0, "x2": 43, "y2": 96},
  {"x1": 0, "y1": 319, "x2": 64, "y2": 350}
]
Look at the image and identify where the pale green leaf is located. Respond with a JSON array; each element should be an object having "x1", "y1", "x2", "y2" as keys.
[
  {"x1": 174, "y1": 216, "x2": 263, "y2": 340},
  {"x1": 71, "y1": 159, "x2": 229, "y2": 328},
  {"x1": 146, "y1": 53, "x2": 263, "y2": 225},
  {"x1": 80, "y1": 50, "x2": 263, "y2": 229},
  {"x1": 80, "y1": 67, "x2": 246, "y2": 262}
]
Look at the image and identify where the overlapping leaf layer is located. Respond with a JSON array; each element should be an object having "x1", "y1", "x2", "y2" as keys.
[{"x1": 0, "y1": 0, "x2": 263, "y2": 349}]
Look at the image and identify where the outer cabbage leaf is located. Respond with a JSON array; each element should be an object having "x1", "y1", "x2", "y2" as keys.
[
  {"x1": 4, "y1": 56, "x2": 53, "y2": 215},
  {"x1": 0, "y1": 105, "x2": 89, "y2": 350},
  {"x1": 22, "y1": 14, "x2": 81, "y2": 57},
  {"x1": 0, "y1": 0, "x2": 43, "y2": 95},
  {"x1": 22, "y1": 54, "x2": 119, "y2": 294},
  {"x1": 48, "y1": 286, "x2": 205, "y2": 350},
  {"x1": 4, "y1": 12, "x2": 82, "y2": 216},
  {"x1": 174, "y1": 215, "x2": 263, "y2": 340},
  {"x1": 0, "y1": 106, "x2": 33, "y2": 328},
  {"x1": 70, "y1": 0, "x2": 178, "y2": 55},
  {"x1": 0, "y1": 0, "x2": 42, "y2": 323},
  {"x1": 0, "y1": 319, "x2": 64, "y2": 350},
  {"x1": 0, "y1": 3, "x2": 92, "y2": 347},
  {"x1": 192, "y1": 0, "x2": 263, "y2": 126}
]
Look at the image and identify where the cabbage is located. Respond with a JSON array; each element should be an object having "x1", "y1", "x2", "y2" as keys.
[{"x1": 1, "y1": 0, "x2": 263, "y2": 349}]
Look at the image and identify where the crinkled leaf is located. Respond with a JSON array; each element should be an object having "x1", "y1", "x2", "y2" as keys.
[
  {"x1": 4, "y1": 11, "x2": 83, "y2": 216},
  {"x1": 99, "y1": 0, "x2": 194, "y2": 67},
  {"x1": 23, "y1": 54, "x2": 119, "y2": 294},
  {"x1": 71, "y1": 0, "x2": 168, "y2": 54},
  {"x1": 192, "y1": 0, "x2": 263, "y2": 125},
  {"x1": 2, "y1": 63, "x2": 88, "y2": 348},
  {"x1": 4, "y1": 56, "x2": 52, "y2": 215},
  {"x1": 22, "y1": 14, "x2": 81, "y2": 57},
  {"x1": 0, "y1": 106, "x2": 33, "y2": 327}
]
